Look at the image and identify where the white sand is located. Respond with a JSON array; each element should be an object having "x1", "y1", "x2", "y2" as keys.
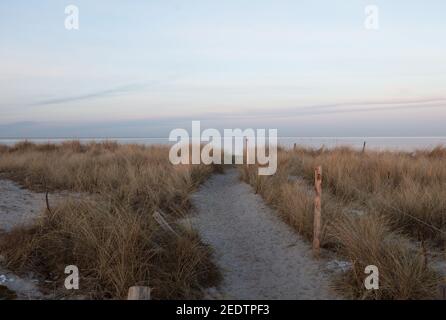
[
  {"x1": 0, "y1": 266, "x2": 43, "y2": 300},
  {"x1": 189, "y1": 169, "x2": 338, "y2": 300},
  {"x1": 0, "y1": 178, "x2": 82, "y2": 232},
  {"x1": 0, "y1": 179, "x2": 48, "y2": 232},
  {"x1": 0, "y1": 178, "x2": 78, "y2": 299}
]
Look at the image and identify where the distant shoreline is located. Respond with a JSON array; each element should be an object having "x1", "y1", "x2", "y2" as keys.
[{"x1": 1, "y1": 137, "x2": 446, "y2": 151}]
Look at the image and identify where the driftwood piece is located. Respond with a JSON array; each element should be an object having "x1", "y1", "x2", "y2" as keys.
[
  {"x1": 128, "y1": 286, "x2": 151, "y2": 300},
  {"x1": 153, "y1": 211, "x2": 179, "y2": 237}
]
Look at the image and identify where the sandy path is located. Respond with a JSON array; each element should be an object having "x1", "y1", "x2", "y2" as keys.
[{"x1": 189, "y1": 169, "x2": 338, "y2": 300}]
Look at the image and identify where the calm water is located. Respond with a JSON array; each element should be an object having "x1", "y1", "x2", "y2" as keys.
[{"x1": 1, "y1": 137, "x2": 446, "y2": 151}]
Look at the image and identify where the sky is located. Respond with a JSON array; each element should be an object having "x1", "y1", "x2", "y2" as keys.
[{"x1": 0, "y1": 0, "x2": 445, "y2": 138}]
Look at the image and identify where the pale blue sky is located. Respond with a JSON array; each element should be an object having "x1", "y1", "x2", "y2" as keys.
[{"x1": 1, "y1": 0, "x2": 445, "y2": 137}]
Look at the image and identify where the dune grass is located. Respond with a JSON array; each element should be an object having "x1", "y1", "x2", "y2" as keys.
[
  {"x1": 289, "y1": 146, "x2": 446, "y2": 245},
  {"x1": 0, "y1": 141, "x2": 222, "y2": 299},
  {"x1": 240, "y1": 145, "x2": 445, "y2": 299}
]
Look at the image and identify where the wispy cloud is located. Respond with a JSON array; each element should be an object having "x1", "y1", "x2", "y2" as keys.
[
  {"x1": 295, "y1": 97, "x2": 446, "y2": 112},
  {"x1": 2, "y1": 97, "x2": 446, "y2": 138},
  {"x1": 220, "y1": 98, "x2": 446, "y2": 120},
  {"x1": 28, "y1": 73, "x2": 187, "y2": 107},
  {"x1": 31, "y1": 83, "x2": 148, "y2": 106}
]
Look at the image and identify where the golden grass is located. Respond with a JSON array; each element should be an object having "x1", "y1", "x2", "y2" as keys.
[
  {"x1": 0, "y1": 141, "x2": 222, "y2": 299},
  {"x1": 290, "y1": 146, "x2": 446, "y2": 244},
  {"x1": 331, "y1": 214, "x2": 439, "y2": 299},
  {"x1": 240, "y1": 145, "x2": 445, "y2": 299}
]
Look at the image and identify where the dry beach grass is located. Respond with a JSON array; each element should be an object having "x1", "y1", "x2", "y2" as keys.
[
  {"x1": 0, "y1": 141, "x2": 221, "y2": 299},
  {"x1": 240, "y1": 145, "x2": 445, "y2": 299},
  {"x1": 1, "y1": 141, "x2": 445, "y2": 300}
]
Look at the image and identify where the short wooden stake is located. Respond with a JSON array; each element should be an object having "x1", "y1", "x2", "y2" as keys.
[
  {"x1": 128, "y1": 286, "x2": 151, "y2": 300},
  {"x1": 362, "y1": 141, "x2": 366, "y2": 153},
  {"x1": 313, "y1": 166, "x2": 322, "y2": 257}
]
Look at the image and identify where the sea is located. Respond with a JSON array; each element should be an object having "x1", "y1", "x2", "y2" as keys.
[{"x1": 1, "y1": 137, "x2": 446, "y2": 151}]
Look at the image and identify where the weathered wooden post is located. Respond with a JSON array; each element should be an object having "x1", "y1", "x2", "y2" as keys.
[
  {"x1": 128, "y1": 286, "x2": 151, "y2": 300},
  {"x1": 362, "y1": 141, "x2": 366, "y2": 153},
  {"x1": 439, "y1": 284, "x2": 446, "y2": 300},
  {"x1": 245, "y1": 137, "x2": 249, "y2": 167},
  {"x1": 313, "y1": 166, "x2": 322, "y2": 257}
]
